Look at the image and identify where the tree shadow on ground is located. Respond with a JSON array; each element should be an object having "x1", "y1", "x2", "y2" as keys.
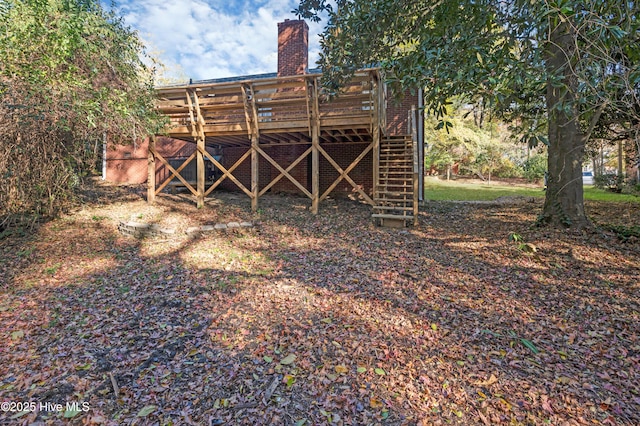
[{"x1": 0, "y1": 189, "x2": 638, "y2": 425}]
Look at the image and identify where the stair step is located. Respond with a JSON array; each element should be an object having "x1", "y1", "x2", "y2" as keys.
[
  {"x1": 377, "y1": 185, "x2": 413, "y2": 190},
  {"x1": 373, "y1": 205, "x2": 414, "y2": 211},
  {"x1": 380, "y1": 155, "x2": 411, "y2": 159},
  {"x1": 372, "y1": 213, "x2": 414, "y2": 220},
  {"x1": 382, "y1": 142, "x2": 411, "y2": 146},
  {"x1": 378, "y1": 186, "x2": 411, "y2": 190},
  {"x1": 379, "y1": 182, "x2": 412, "y2": 186},
  {"x1": 374, "y1": 198, "x2": 414, "y2": 204},
  {"x1": 379, "y1": 178, "x2": 413, "y2": 181},
  {"x1": 377, "y1": 189, "x2": 411, "y2": 193}
]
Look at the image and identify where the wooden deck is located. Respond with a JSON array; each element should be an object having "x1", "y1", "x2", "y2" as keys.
[
  {"x1": 149, "y1": 68, "x2": 418, "y2": 226},
  {"x1": 155, "y1": 71, "x2": 382, "y2": 147}
]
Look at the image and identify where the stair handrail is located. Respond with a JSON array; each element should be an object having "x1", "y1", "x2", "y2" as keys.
[{"x1": 410, "y1": 106, "x2": 419, "y2": 226}]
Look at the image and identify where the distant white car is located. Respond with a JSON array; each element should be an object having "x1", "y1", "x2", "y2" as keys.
[{"x1": 582, "y1": 171, "x2": 594, "y2": 185}]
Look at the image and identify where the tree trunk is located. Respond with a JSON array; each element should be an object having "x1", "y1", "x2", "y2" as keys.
[
  {"x1": 540, "y1": 20, "x2": 589, "y2": 228},
  {"x1": 618, "y1": 140, "x2": 623, "y2": 178}
]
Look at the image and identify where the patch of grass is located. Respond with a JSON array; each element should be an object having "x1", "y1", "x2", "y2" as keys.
[
  {"x1": 424, "y1": 177, "x2": 544, "y2": 201},
  {"x1": 425, "y1": 177, "x2": 640, "y2": 203},
  {"x1": 583, "y1": 187, "x2": 639, "y2": 203},
  {"x1": 44, "y1": 263, "x2": 61, "y2": 275},
  {"x1": 18, "y1": 247, "x2": 34, "y2": 258}
]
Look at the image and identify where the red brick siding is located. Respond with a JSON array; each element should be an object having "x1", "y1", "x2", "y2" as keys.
[
  {"x1": 106, "y1": 139, "x2": 149, "y2": 184},
  {"x1": 277, "y1": 20, "x2": 308, "y2": 77},
  {"x1": 219, "y1": 143, "x2": 373, "y2": 196},
  {"x1": 218, "y1": 147, "x2": 271, "y2": 192},
  {"x1": 106, "y1": 137, "x2": 205, "y2": 184},
  {"x1": 320, "y1": 144, "x2": 373, "y2": 195},
  {"x1": 386, "y1": 90, "x2": 419, "y2": 136},
  {"x1": 266, "y1": 145, "x2": 309, "y2": 193}
]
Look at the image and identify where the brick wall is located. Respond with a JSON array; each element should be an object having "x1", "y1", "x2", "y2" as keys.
[
  {"x1": 386, "y1": 90, "x2": 419, "y2": 136},
  {"x1": 106, "y1": 139, "x2": 149, "y2": 184},
  {"x1": 106, "y1": 137, "x2": 207, "y2": 184},
  {"x1": 320, "y1": 144, "x2": 373, "y2": 195},
  {"x1": 219, "y1": 143, "x2": 373, "y2": 197},
  {"x1": 218, "y1": 146, "x2": 271, "y2": 192},
  {"x1": 277, "y1": 20, "x2": 308, "y2": 77}
]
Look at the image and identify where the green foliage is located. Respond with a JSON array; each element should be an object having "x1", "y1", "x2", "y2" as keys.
[
  {"x1": 0, "y1": 0, "x2": 165, "y2": 225},
  {"x1": 508, "y1": 232, "x2": 537, "y2": 253},
  {"x1": 521, "y1": 154, "x2": 548, "y2": 182},
  {"x1": 296, "y1": 0, "x2": 640, "y2": 227},
  {"x1": 600, "y1": 224, "x2": 640, "y2": 242},
  {"x1": 594, "y1": 173, "x2": 624, "y2": 193},
  {"x1": 425, "y1": 100, "x2": 527, "y2": 179}
]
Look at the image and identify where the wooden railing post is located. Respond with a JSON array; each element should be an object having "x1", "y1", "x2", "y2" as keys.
[{"x1": 147, "y1": 135, "x2": 156, "y2": 204}]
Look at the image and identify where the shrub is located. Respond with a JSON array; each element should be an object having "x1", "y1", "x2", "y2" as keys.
[
  {"x1": 521, "y1": 155, "x2": 547, "y2": 181},
  {"x1": 594, "y1": 173, "x2": 623, "y2": 193}
]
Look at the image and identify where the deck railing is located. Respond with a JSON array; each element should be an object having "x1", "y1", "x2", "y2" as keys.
[{"x1": 155, "y1": 71, "x2": 378, "y2": 139}]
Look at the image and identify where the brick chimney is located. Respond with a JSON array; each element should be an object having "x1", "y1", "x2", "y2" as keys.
[{"x1": 277, "y1": 19, "x2": 308, "y2": 77}]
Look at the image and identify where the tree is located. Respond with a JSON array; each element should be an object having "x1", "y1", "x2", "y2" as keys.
[
  {"x1": 295, "y1": 0, "x2": 640, "y2": 227},
  {"x1": 0, "y1": 0, "x2": 164, "y2": 227}
]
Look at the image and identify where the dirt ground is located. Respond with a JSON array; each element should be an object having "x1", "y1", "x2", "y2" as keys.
[{"x1": 1, "y1": 182, "x2": 638, "y2": 425}]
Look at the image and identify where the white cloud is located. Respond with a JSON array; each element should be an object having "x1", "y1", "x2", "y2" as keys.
[{"x1": 110, "y1": 0, "x2": 325, "y2": 81}]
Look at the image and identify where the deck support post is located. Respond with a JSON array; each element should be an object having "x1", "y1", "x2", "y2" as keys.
[
  {"x1": 196, "y1": 134, "x2": 205, "y2": 208},
  {"x1": 147, "y1": 135, "x2": 156, "y2": 204},
  {"x1": 242, "y1": 83, "x2": 261, "y2": 212},
  {"x1": 186, "y1": 88, "x2": 208, "y2": 208},
  {"x1": 311, "y1": 128, "x2": 319, "y2": 214},
  {"x1": 251, "y1": 136, "x2": 259, "y2": 212},
  {"x1": 308, "y1": 77, "x2": 321, "y2": 214}
]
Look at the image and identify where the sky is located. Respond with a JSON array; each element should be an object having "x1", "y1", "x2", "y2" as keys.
[{"x1": 105, "y1": 0, "x2": 325, "y2": 83}]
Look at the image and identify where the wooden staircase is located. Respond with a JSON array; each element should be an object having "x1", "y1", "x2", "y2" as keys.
[{"x1": 372, "y1": 135, "x2": 419, "y2": 227}]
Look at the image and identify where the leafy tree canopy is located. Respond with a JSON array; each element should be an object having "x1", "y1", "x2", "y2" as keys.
[
  {"x1": 0, "y1": 0, "x2": 164, "y2": 225},
  {"x1": 296, "y1": 0, "x2": 640, "y2": 227}
]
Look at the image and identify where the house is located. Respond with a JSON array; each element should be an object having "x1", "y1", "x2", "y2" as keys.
[{"x1": 107, "y1": 19, "x2": 424, "y2": 226}]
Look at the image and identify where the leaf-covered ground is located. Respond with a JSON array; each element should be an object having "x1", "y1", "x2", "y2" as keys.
[{"x1": 1, "y1": 183, "x2": 639, "y2": 425}]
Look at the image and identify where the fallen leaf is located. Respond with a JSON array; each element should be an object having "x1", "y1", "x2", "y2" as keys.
[
  {"x1": 370, "y1": 397, "x2": 384, "y2": 409},
  {"x1": 335, "y1": 365, "x2": 348, "y2": 374},
  {"x1": 280, "y1": 354, "x2": 296, "y2": 365},
  {"x1": 137, "y1": 405, "x2": 157, "y2": 417},
  {"x1": 474, "y1": 374, "x2": 498, "y2": 386}
]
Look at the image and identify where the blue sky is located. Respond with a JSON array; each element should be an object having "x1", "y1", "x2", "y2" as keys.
[{"x1": 105, "y1": 0, "x2": 325, "y2": 82}]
